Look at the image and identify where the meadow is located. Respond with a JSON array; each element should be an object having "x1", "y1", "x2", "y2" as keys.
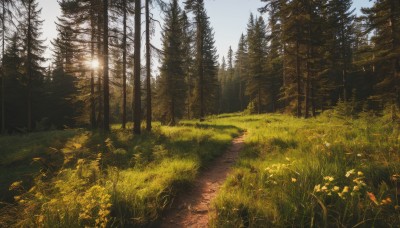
[{"x1": 0, "y1": 110, "x2": 399, "y2": 227}]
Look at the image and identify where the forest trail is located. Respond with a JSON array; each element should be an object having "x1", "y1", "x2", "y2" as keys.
[{"x1": 160, "y1": 132, "x2": 247, "y2": 228}]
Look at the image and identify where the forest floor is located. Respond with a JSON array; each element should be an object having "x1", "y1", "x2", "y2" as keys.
[
  {"x1": 1, "y1": 113, "x2": 400, "y2": 227},
  {"x1": 160, "y1": 133, "x2": 246, "y2": 227}
]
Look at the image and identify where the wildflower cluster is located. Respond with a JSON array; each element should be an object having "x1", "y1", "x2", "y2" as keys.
[
  {"x1": 314, "y1": 169, "x2": 367, "y2": 199},
  {"x1": 264, "y1": 162, "x2": 293, "y2": 185},
  {"x1": 313, "y1": 176, "x2": 341, "y2": 197},
  {"x1": 79, "y1": 185, "x2": 111, "y2": 228}
]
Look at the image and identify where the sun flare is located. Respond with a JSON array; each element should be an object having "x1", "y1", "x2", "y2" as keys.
[{"x1": 89, "y1": 59, "x2": 100, "y2": 69}]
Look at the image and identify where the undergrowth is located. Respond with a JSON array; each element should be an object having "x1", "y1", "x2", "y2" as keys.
[
  {"x1": 0, "y1": 121, "x2": 241, "y2": 227},
  {"x1": 211, "y1": 113, "x2": 400, "y2": 227}
]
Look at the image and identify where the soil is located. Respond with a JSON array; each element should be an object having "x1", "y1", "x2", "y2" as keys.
[{"x1": 160, "y1": 133, "x2": 246, "y2": 228}]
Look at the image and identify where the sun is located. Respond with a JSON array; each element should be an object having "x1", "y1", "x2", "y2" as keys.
[{"x1": 89, "y1": 59, "x2": 100, "y2": 69}]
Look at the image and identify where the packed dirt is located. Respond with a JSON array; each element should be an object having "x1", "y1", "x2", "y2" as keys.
[{"x1": 160, "y1": 133, "x2": 246, "y2": 227}]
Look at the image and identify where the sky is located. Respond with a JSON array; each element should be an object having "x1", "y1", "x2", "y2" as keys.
[{"x1": 39, "y1": 0, "x2": 373, "y2": 66}]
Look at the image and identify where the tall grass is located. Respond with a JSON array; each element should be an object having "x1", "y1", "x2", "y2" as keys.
[
  {"x1": 0, "y1": 120, "x2": 241, "y2": 227},
  {"x1": 211, "y1": 113, "x2": 400, "y2": 227}
]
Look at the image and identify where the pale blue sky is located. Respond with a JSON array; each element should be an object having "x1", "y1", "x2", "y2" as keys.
[{"x1": 39, "y1": 0, "x2": 373, "y2": 65}]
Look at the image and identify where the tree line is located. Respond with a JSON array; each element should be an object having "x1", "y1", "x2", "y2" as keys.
[
  {"x1": 218, "y1": 0, "x2": 400, "y2": 117},
  {"x1": 0, "y1": 0, "x2": 218, "y2": 134},
  {"x1": 0, "y1": 0, "x2": 399, "y2": 134}
]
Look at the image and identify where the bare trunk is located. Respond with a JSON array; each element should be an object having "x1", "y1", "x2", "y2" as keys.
[
  {"x1": 296, "y1": 39, "x2": 302, "y2": 118},
  {"x1": 133, "y1": 0, "x2": 141, "y2": 134},
  {"x1": 90, "y1": 4, "x2": 96, "y2": 129},
  {"x1": 145, "y1": 0, "x2": 151, "y2": 131},
  {"x1": 103, "y1": 0, "x2": 110, "y2": 132},
  {"x1": 311, "y1": 78, "x2": 316, "y2": 117},
  {"x1": 258, "y1": 86, "x2": 261, "y2": 114},
  {"x1": 27, "y1": 1, "x2": 32, "y2": 132},
  {"x1": 97, "y1": 15, "x2": 103, "y2": 129},
  {"x1": 1, "y1": 1, "x2": 5, "y2": 133},
  {"x1": 197, "y1": 21, "x2": 204, "y2": 121},
  {"x1": 341, "y1": 20, "x2": 347, "y2": 102},
  {"x1": 122, "y1": 0, "x2": 127, "y2": 129}
]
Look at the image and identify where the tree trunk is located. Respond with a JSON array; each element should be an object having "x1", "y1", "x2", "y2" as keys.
[
  {"x1": 97, "y1": 14, "x2": 103, "y2": 129},
  {"x1": 341, "y1": 19, "x2": 347, "y2": 102},
  {"x1": 1, "y1": 1, "x2": 5, "y2": 133},
  {"x1": 197, "y1": 19, "x2": 204, "y2": 121},
  {"x1": 311, "y1": 78, "x2": 316, "y2": 117},
  {"x1": 133, "y1": 0, "x2": 141, "y2": 134},
  {"x1": 27, "y1": 1, "x2": 33, "y2": 132},
  {"x1": 90, "y1": 3, "x2": 96, "y2": 129},
  {"x1": 305, "y1": 36, "x2": 311, "y2": 119},
  {"x1": 296, "y1": 39, "x2": 302, "y2": 118},
  {"x1": 239, "y1": 63, "x2": 243, "y2": 111},
  {"x1": 103, "y1": 0, "x2": 110, "y2": 132},
  {"x1": 258, "y1": 85, "x2": 261, "y2": 114},
  {"x1": 122, "y1": 0, "x2": 127, "y2": 129},
  {"x1": 145, "y1": 0, "x2": 152, "y2": 131}
]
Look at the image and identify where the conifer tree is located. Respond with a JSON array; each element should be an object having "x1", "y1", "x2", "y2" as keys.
[
  {"x1": 0, "y1": 0, "x2": 17, "y2": 133},
  {"x1": 156, "y1": 0, "x2": 187, "y2": 125},
  {"x1": 2, "y1": 33, "x2": 24, "y2": 131},
  {"x1": 185, "y1": 0, "x2": 218, "y2": 120},
  {"x1": 234, "y1": 33, "x2": 249, "y2": 111},
  {"x1": 362, "y1": 0, "x2": 400, "y2": 107},
  {"x1": 181, "y1": 11, "x2": 194, "y2": 119},
  {"x1": 102, "y1": 0, "x2": 110, "y2": 131},
  {"x1": 19, "y1": 0, "x2": 46, "y2": 131},
  {"x1": 246, "y1": 14, "x2": 268, "y2": 114},
  {"x1": 326, "y1": 0, "x2": 355, "y2": 102},
  {"x1": 133, "y1": 0, "x2": 141, "y2": 134}
]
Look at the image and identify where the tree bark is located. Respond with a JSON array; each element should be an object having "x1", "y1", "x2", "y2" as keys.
[
  {"x1": 197, "y1": 19, "x2": 204, "y2": 121},
  {"x1": 133, "y1": 0, "x2": 141, "y2": 134},
  {"x1": 1, "y1": 1, "x2": 5, "y2": 133},
  {"x1": 97, "y1": 9, "x2": 103, "y2": 129},
  {"x1": 122, "y1": 0, "x2": 127, "y2": 129},
  {"x1": 103, "y1": 0, "x2": 110, "y2": 132},
  {"x1": 90, "y1": 2, "x2": 96, "y2": 129},
  {"x1": 145, "y1": 0, "x2": 151, "y2": 131},
  {"x1": 27, "y1": 0, "x2": 33, "y2": 132},
  {"x1": 296, "y1": 39, "x2": 302, "y2": 118}
]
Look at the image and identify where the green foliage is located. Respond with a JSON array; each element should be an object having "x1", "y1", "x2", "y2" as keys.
[
  {"x1": 211, "y1": 114, "x2": 400, "y2": 227},
  {"x1": 0, "y1": 119, "x2": 241, "y2": 227},
  {"x1": 155, "y1": 0, "x2": 187, "y2": 125}
]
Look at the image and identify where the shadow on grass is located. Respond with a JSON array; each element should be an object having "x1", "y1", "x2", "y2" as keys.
[
  {"x1": 0, "y1": 129, "x2": 80, "y2": 204},
  {"x1": 0, "y1": 121, "x2": 244, "y2": 226},
  {"x1": 269, "y1": 137, "x2": 298, "y2": 150}
]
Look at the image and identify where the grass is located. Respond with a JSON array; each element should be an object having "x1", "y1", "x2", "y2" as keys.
[
  {"x1": 0, "y1": 120, "x2": 241, "y2": 227},
  {"x1": 210, "y1": 113, "x2": 400, "y2": 227},
  {"x1": 1, "y1": 112, "x2": 399, "y2": 227},
  {"x1": 0, "y1": 129, "x2": 79, "y2": 203}
]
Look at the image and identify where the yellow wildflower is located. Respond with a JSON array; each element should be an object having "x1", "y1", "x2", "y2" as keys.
[{"x1": 345, "y1": 169, "x2": 355, "y2": 178}]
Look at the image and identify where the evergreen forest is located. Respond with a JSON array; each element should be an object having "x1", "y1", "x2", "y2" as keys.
[{"x1": 0, "y1": 0, "x2": 399, "y2": 227}]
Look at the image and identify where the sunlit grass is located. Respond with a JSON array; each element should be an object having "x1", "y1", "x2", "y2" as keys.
[
  {"x1": 2, "y1": 112, "x2": 399, "y2": 227},
  {"x1": 0, "y1": 118, "x2": 241, "y2": 227},
  {"x1": 211, "y1": 114, "x2": 400, "y2": 227}
]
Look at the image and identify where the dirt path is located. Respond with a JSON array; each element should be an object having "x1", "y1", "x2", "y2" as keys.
[{"x1": 160, "y1": 133, "x2": 246, "y2": 228}]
